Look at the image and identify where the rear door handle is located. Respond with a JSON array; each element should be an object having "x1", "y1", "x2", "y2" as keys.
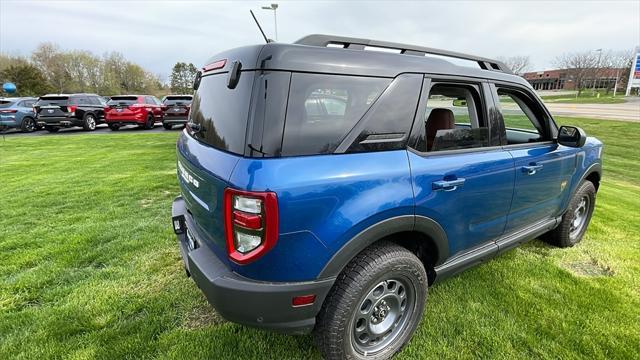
[
  {"x1": 432, "y1": 178, "x2": 465, "y2": 192},
  {"x1": 522, "y1": 164, "x2": 543, "y2": 175}
]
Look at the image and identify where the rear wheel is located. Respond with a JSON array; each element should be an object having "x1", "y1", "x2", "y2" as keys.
[
  {"x1": 44, "y1": 126, "x2": 59, "y2": 133},
  {"x1": 543, "y1": 180, "x2": 596, "y2": 248},
  {"x1": 83, "y1": 114, "x2": 97, "y2": 131},
  {"x1": 163, "y1": 123, "x2": 173, "y2": 130},
  {"x1": 315, "y1": 241, "x2": 427, "y2": 360},
  {"x1": 20, "y1": 117, "x2": 36, "y2": 132},
  {"x1": 144, "y1": 115, "x2": 155, "y2": 130},
  {"x1": 108, "y1": 124, "x2": 120, "y2": 131}
]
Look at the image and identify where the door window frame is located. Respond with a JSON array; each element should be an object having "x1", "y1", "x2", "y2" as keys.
[
  {"x1": 489, "y1": 81, "x2": 559, "y2": 149},
  {"x1": 407, "y1": 75, "x2": 502, "y2": 157}
]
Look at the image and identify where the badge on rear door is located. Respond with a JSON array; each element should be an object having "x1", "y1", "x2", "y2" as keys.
[{"x1": 178, "y1": 161, "x2": 200, "y2": 188}]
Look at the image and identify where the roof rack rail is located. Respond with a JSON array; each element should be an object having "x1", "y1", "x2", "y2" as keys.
[{"x1": 294, "y1": 34, "x2": 513, "y2": 74}]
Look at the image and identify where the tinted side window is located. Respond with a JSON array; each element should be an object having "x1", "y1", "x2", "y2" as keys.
[
  {"x1": 282, "y1": 73, "x2": 390, "y2": 156},
  {"x1": 344, "y1": 74, "x2": 423, "y2": 153},
  {"x1": 412, "y1": 83, "x2": 489, "y2": 152},
  {"x1": 189, "y1": 72, "x2": 255, "y2": 154}
]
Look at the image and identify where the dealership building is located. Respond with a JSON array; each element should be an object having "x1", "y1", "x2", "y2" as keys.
[{"x1": 523, "y1": 68, "x2": 624, "y2": 91}]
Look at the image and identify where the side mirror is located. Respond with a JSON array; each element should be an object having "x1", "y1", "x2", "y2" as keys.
[
  {"x1": 557, "y1": 125, "x2": 587, "y2": 147},
  {"x1": 452, "y1": 99, "x2": 467, "y2": 107}
]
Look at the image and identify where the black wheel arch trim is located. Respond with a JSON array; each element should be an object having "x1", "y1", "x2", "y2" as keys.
[
  {"x1": 317, "y1": 215, "x2": 449, "y2": 279},
  {"x1": 576, "y1": 162, "x2": 602, "y2": 194}
]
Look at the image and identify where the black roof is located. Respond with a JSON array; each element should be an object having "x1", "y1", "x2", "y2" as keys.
[{"x1": 202, "y1": 34, "x2": 529, "y2": 87}]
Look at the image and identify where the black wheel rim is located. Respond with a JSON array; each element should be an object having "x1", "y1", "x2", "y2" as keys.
[
  {"x1": 24, "y1": 118, "x2": 35, "y2": 131},
  {"x1": 351, "y1": 276, "x2": 415, "y2": 355}
]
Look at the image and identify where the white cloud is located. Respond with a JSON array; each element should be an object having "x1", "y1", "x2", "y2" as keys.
[{"x1": 1, "y1": 0, "x2": 638, "y2": 77}]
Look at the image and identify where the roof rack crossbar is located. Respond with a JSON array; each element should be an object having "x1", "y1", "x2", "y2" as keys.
[{"x1": 294, "y1": 34, "x2": 513, "y2": 74}]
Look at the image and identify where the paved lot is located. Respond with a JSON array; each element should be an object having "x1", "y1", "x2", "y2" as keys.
[
  {"x1": 545, "y1": 98, "x2": 640, "y2": 122},
  {"x1": 1, "y1": 123, "x2": 183, "y2": 137}
]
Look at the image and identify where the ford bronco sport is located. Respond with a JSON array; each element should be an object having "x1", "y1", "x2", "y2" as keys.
[{"x1": 171, "y1": 35, "x2": 602, "y2": 359}]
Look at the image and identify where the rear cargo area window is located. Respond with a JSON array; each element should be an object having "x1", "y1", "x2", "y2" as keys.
[
  {"x1": 189, "y1": 72, "x2": 255, "y2": 155},
  {"x1": 282, "y1": 74, "x2": 390, "y2": 156}
]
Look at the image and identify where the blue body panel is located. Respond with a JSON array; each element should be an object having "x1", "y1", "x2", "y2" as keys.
[
  {"x1": 0, "y1": 99, "x2": 36, "y2": 129},
  {"x1": 408, "y1": 148, "x2": 515, "y2": 256},
  {"x1": 177, "y1": 129, "x2": 603, "y2": 283}
]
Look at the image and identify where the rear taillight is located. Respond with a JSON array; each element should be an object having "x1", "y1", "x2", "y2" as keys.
[
  {"x1": 224, "y1": 188, "x2": 278, "y2": 265},
  {"x1": 0, "y1": 109, "x2": 17, "y2": 113},
  {"x1": 67, "y1": 105, "x2": 77, "y2": 115}
]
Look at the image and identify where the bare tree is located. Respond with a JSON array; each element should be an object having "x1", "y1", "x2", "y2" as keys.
[
  {"x1": 553, "y1": 51, "x2": 599, "y2": 96},
  {"x1": 497, "y1": 56, "x2": 532, "y2": 75},
  {"x1": 599, "y1": 49, "x2": 634, "y2": 94}
]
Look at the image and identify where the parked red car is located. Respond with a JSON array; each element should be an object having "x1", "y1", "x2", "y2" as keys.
[
  {"x1": 104, "y1": 95, "x2": 163, "y2": 131},
  {"x1": 161, "y1": 95, "x2": 192, "y2": 130}
]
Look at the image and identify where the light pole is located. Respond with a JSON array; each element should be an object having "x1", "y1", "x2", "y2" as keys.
[
  {"x1": 592, "y1": 48, "x2": 602, "y2": 94},
  {"x1": 261, "y1": 3, "x2": 279, "y2": 41}
]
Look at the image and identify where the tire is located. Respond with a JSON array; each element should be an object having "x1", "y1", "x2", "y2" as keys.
[
  {"x1": 20, "y1": 117, "x2": 36, "y2": 132},
  {"x1": 82, "y1": 114, "x2": 97, "y2": 131},
  {"x1": 44, "y1": 126, "x2": 59, "y2": 133},
  {"x1": 108, "y1": 124, "x2": 120, "y2": 131},
  {"x1": 314, "y1": 241, "x2": 427, "y2": 360},
  {"x1": 162, "y1": 123, "x2": 173, "y2": 130},
  {"x1": 543, "y1": 180, "x2": 596, "y2": 248},
  {"x1": 144, "y1": 115, "x2": 155, "y2": 130}
]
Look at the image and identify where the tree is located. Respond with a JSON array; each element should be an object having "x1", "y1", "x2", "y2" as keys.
[
  {"x1": 169, "y1": 62, "x2": 197, "y2": 94},
  {"x1": 599, "y1": 49, "x2": 634, "y2": 94},
  {"x1": 498, "y1": 56, "x2": 532, "y2": 75},
  {"x1": 31, "y1": 43, "x2": 70, "y2": 93},
  {"x1": 553, "y1": 51, "x2": 599, "y2": 96},
  {"x1": 0, "y1": 63, "x2": 53, "y2": 97}
]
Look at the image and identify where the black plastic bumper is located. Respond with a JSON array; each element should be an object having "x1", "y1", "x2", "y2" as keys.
[
  {"x1": 37, "y1": 117, "x2": 80, "y2": 127},
  {"x1": 172, "y1": 196, "x2": 335, "y2": 334}
]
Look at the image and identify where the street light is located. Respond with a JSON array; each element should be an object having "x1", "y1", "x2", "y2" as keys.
[
  {"x1": 592, "y1": 48, "x2": 602, "y2": 94},
  {"x1": 261, "y1": 3, "x2": 279, "y2": 41}
]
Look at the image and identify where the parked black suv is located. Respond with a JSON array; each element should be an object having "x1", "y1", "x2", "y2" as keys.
[
  {"x1": 161, "y1": 95, "x2": 192, "y2": 130},
  {"x1": 34, "y1": 94, "x2": 106, "y2": 132}
]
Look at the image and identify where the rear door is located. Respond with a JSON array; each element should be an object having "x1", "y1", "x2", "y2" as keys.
[
  {"x1": 35, "y1": 96, "x2": 70, "y2": 118},
  {"x1": 408, "y1": 78, "x2": 514, "y2": 257},
  {"x1": 490, "y1": 83, "x2": 577, "y2": 232}
]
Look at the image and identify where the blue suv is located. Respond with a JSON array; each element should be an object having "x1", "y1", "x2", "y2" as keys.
[
  {"x1": 171, "y1": 35, "x2": 602, "y2": 359},
  {"x1": 0, "y1": 97, "x2": 38, "y2": 132}
]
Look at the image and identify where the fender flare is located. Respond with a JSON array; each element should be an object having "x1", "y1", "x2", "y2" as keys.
[
  {"x1": 317, "y1": 215, "x2": 449, "y2": 279},
  {"x1": 573, "y1": 162, "x2": 602, "y2": 197}
]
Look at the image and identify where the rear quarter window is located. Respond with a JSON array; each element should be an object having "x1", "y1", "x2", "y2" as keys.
[
  {"x1": 188, "y1": 72, "x2": 255, "y2": 154},
  {"x1": 281, "y1": 74, "x2": 390, "y2": 156}
]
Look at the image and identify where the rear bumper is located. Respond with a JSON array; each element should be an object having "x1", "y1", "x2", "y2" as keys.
[
  {"x1": 163, "y1": 117, "x2": 188, "y2": 124},
  {"x1": 172, "y1": 196, "x2": 334, "y2": 334},
  {"x1": 37, "y1": 117, "x2": 80, "y2": 127}
]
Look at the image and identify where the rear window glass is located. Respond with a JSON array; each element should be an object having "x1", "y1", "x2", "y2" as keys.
[
  {"x1": 108, "y1": 96, "x2": 138, "y2": 106},
  {"x1": 189, "y1": 72, "x2": 255, "y2": 154},
  {"x1": 0, "y1": 100, "x2": 15, "y2": 107},
  {"x1": 36, "y1": 97, "x2": 69, "y2": 106},
  {"x1": 164, "y1": 96, "x2": 192, "y2": 105},
  {"x1": 282, "y1": 74, "x2": 390, "y2": 156}
]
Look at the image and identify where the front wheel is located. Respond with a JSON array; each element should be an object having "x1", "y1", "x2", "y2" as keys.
[
  {"x1": 314, "y1": 241, "x2": 427, "y2": 360},
  {"x1": 543, "y1": 180, "x2": 596, "y2": 248},
  {"x1": 21, "y1": 117, "x2": 36, "y2": 132}
]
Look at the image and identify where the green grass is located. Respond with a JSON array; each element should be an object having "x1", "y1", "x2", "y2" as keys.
[
  {"x1": 1, "y1": 118, "x2": 639, "y2": 359},
  {"x1": 540, "y1": 90, "x2": 626, "y2": 104}
]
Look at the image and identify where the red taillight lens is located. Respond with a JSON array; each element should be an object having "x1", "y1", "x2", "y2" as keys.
[
  {"x1": 292, "y1": 294, "x2": 316, "y2": 307},
  {"x1": 224, "y1": 188, "x2": 278, "y2": 265},
  {"x1": 202, "y1": 59, "x2": 227, "y2": 73},
  {"x1": 0, "y1": 109, "x2": 18, "y2": 113},
  {"x1": 67, "y1": 105, "x2": 77, "y2": 113}
]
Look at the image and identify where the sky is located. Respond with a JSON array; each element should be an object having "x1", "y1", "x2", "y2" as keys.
[{"x1": 1, "y1": 0, "x2": 639, "y2": 80}]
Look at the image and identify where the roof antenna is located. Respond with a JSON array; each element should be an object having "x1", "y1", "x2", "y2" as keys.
[{"x1": 250, "y1": 10, "x2": 273, "y2": 43}]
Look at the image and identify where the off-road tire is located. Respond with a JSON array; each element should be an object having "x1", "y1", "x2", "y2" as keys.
[
  {"x1": 314, "y1": 241, "x2": 427, "y2": 360},
  {"x1": 543, "y1": 180, "x2": 596, "y2": 248}
]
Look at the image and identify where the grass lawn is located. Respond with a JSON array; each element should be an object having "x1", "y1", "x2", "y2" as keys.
[
  {"x1": 540, "y1": 90, "x2": 626, "y2": 104},
  {"x1": 1, "y1": 118, "x2": 639, "y2": 359}
]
